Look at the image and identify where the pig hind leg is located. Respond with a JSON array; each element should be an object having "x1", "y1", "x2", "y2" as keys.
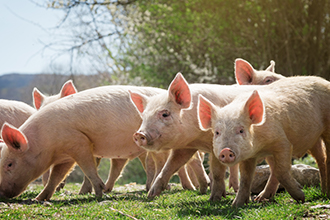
[
  {"x1": 104, "y1": 158, "x2": 128, "y2": 193},
  {"x1": 272, "y1": 144, "x2": 305, "y2": 203},
  {"x1": 186, "y1": 151, "x2": 210, "y2": 194},
  {"x1": 321, "y1": 134, "x2": 330, "y2": 197},
  {"x1": 255, "y1": 156, "x2": 279, "y2": 202},
  {"x1": 177, "y1": 166, "x2": 195, "y2": 190},
  {"x1": 35, "y1": 160, "x2": 76, "y2": 201},
  {"x1": 307, "y1": 139, "x2": 326, "y2": 194},
  {"x1": 79, "y1": 157, "x2": 102, "y2": 194},
  {"x1": 71, "y1": 142, "x2": 105, "y2": 197}
]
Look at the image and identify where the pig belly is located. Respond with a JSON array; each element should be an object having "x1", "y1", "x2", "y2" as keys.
[
  {"x1": 291, "y1": 137, "x2": 320, "y2": 158},
  {"x1": 93, "y1": 142, "x2": 145, "y2": 160}
]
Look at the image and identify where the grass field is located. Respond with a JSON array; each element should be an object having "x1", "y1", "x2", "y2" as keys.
[{"x1": 0, "y1": 181, "x2": 329, "y2": 219}]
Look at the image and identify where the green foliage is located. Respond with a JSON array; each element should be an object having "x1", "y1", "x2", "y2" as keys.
[{"x1": 1, "y1": 183, "x2": 329, "y2": 219}]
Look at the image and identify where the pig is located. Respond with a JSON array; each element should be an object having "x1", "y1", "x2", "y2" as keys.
[
  {"x1": 234, "y1": 58, "x2": 327, "y2": 201},
  {"x1": 0, "y1": 85, "x2": 208, "y2": 200},
  {"x1": 235, "y1": 58, "x2": 285, "y2": 85},
  {"x1": 34, "y1": 81, "x2": 209, "y2": 194},
  {"x1": 130, "y1": 73, "x2": 267, "y2": 201},
  {"x1": 197, "y1": 75, "x2": 330, "y2": 207}
]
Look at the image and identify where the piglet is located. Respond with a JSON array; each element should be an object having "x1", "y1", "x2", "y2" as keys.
[
  {"x1": 234, "y1": 58, "x2": 327, "y2": 200},
  {"x1": 198, "y1": 76, "x2": 330, "y2": 207}
]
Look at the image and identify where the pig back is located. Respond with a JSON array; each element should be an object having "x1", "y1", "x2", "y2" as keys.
[
  {"x1": 20, "y1": 85, "x2": 164, "y2": 158},
  {"x1": 254, "y1": 76, "x2": 330, "y2": 156},
  {"x1": 0, "y1": 99, "x2": 36, "y2": 128}
]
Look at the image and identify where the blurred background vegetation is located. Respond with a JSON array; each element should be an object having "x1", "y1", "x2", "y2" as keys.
[{"x1": 32, "y1": 0, "x2": 329, "y2": 185}]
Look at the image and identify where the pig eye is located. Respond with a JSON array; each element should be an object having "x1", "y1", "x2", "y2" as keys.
[
  {"x1": 8, "y1": 163, "x2": 12, "y2": 168},
  {"x1": 239, "y1": 129, "x2": 244, "y2": 134},
  {"x1": 264, "y1": 77, "x2": 274, "y2": 84},
  {"x1": 161, "y1": 110, "x2": 171, "y2": 118},
  {"x1": 215, "y1": 131, "x2": 220, "y2": 136}
]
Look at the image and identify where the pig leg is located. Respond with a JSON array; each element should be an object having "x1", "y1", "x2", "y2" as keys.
[
  {"x1": 104, "y1": 158, "x2": 129, "y2": 193},
  {"x1": 307, "y1": 139, "x2": 326, "y2": 193},
  {"x1": 273, "y1": 150, "x2": 305, "y2": 203},
  {"x1": 186, "y1": 165, "x2": 199, "y2": 188},
  {"x1": 186, "y1": 152, "x2": 210, "y2": 194},
  {"x1": 209, "y1": 152, "x2": 227, "y2": 201},
  {"x1": 42, "y1": 170, "x2": 50, "y2": 186},
  {"x1": 177, "y1": 166, "x2": 195, "y2": 190},
  {"x1": 35, "y1": 160, "x2": 76, "y2": 201},
  {"x1": 148, "y1": 148, "x2": 198, "y2": 198},
  {"x1": 255, "y1": 156, "x2": 279, "y2": 202},
  {"x1": 229, "y1": 164, "x2": 239, "y2": 192},
  {"x1": 232, "y1": 158, "x2": 257, "y2": 207},
  {"x1": 79, "y1": 157, "x2": 102, "y2": 194},
  {"x1": 144, "y1": 152, "x2": 156, "y2": 192},
  {"x1": 72, "y1": 147, "x2": 105, "y2": 197},
  {"x1": 42, "y1": 169, "x2": 66, "y2": 192},
  {"x1": 323, "y1": 138, "x2": 330, "y2": 197}
]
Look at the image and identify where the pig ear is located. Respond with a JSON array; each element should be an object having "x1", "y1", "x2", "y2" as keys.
[
  {"x1": 265, "y1": 60, "x2": 275, "y2": 72},
  {"x1": 168, "y1": 72, "x2": 191, "y2": 109},
  {"x1": 1, "y1": 123, "x2": 28, "y2": 153},
  {"x1": 129, "y1": 91, "x2": 149, "y2": 114},
  {"x1": 244, "y1": 91, "x2": 264, "y2": 125},
  {"x1": 32, "y1": 88, "x2": 46, "y2": 110},
  {"x1": 198, "y1": 95, "x2": 216, "y2": 130},
  {"x1": 60, "y1": 80, "x2": 77, "y2": 98},
  {"x1": 235, "y1": 58, "x2": 255, "y2": 85}
]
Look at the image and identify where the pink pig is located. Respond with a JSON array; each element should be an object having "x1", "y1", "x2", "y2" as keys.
[
  {"x1": 0, "y1": 85, "x2": 208, "y2": 200},
  {"x1": 198, "y1": 76, "x2": 330, "y2": 207},
  {"x1": 234, "y1": 58, "x2": 327, "y2": 201},
  {"x1": 35, "y1": 81, "x2": 209, "y2": 195},
  {"x1": 130, "y1": 73, "x2": 265, "y2": 201}
]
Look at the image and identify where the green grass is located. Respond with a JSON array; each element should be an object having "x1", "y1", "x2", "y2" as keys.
[{"x1": 0, "y1": 182, "x2": 329, "y2": 219}]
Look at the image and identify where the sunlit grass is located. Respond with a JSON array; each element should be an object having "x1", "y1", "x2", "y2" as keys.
[{"x1": 0, "y1": 182, "x2": 329, "y2": 219}]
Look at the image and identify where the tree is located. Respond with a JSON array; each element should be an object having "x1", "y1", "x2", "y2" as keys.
[{"x1": 43, "y1": 0, "x2": 330, "y2": 87}]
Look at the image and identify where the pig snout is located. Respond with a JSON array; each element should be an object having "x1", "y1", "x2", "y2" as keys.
[
  {"x1": 219, "y1": 148, "x2": 236, "y2": 164},
  {"x1": 133, "y1": 131, "x2": 149, "y2": 147}
]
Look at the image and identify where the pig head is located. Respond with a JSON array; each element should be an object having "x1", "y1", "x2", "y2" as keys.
[
  {"x1": 198, "y1": 91, "x2": 265, "y2": 166},
  {"x1": 0, "y1": 124, "x2": 41, "y2": 198},
  {"x1": 235, "y1": 58, "x2": 285, "y2": 85},
  {"x1": 131, "y1": 73, "x2": 196, "y2": 152}
]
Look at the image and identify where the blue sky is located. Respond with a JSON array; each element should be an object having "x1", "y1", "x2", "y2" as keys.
[{"x1": 0, "y1": 1, "x2": 67, "y2": 75}]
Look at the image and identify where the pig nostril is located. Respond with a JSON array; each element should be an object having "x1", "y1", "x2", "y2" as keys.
[{"x1": 141, "y1": 137, "x2": 145, "y2": 141}]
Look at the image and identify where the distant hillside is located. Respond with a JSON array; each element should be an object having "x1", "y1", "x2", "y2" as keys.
[{"x1": 0, "y1": 73, "x2": 109, "y2": 106}]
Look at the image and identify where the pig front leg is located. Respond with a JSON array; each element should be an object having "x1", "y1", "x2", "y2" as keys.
[
  {"x1": 209, "y1": 152, "x2": 227, "y2": 201},
  {"x1": 144, "y1": 152, "x2": 156, "y2": 192},
  {"x1": 229, "y1": 164, "x2": 239, "y2": 192},
  {"x1": 36, "y1": 160, "x2": 76, "y2": 201},
  {"x1": 148, "y1": 148, "x2": 198, "y2": 198},
  {"x1": 255, "y1": 156, "x2": 279, "y2": 202},
  {"x1": 232, "y1": 158, "x2": 257, "y2": 207},
  {"x1": 79, "y1": 157, "x2": 102, "y2": 194},
  {"x1": 104, "y1": 158, "x2": 128, "y2": 193}
]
